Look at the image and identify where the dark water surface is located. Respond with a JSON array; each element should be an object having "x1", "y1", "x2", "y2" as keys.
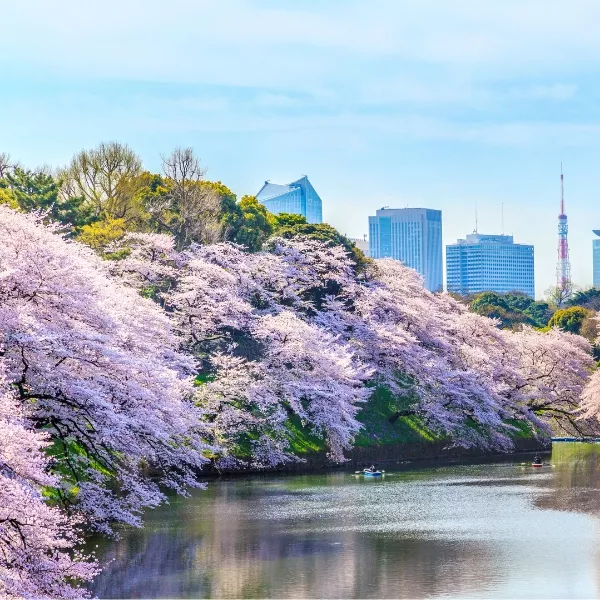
[{"x1": 90, "y1": 443, "x2": 600, "y2": 599}]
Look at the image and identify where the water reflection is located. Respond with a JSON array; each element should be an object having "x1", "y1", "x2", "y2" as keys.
[{"x1": 91, "y1": 445, "x2": 600, "y2": 599}]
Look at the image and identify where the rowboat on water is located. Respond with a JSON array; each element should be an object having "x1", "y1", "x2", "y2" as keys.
[
  {"x1": 532, "y1": 454, "x2": 543, "y2": 468},
  {"x1": 363, "y1": 469, "x2": 383, "y2": 477},
  {"x1": 355, "y1": 466, "x2": 385, "y2": 477}
]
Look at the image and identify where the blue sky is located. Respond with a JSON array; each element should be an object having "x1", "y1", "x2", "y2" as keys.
[{"x1": 2, "y1": 0, "x2": 600, "y2": 297}]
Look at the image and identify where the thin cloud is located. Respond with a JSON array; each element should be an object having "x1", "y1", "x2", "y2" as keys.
[
  {"x1": 507, "y1": 84, "x2": 578, "y2": 101},
  {"x1": 4, "y1": 1, "x2": 600, "y2": 83}
]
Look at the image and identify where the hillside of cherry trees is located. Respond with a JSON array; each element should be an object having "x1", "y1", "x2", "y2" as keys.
[{"x1": 2, "y1": 144, "x2": 600, "y2": 596}]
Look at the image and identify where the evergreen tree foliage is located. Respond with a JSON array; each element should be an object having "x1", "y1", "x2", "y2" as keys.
[
  {"x1": 222, "y1": 194, "x2": 274, "y2": 252},
  {"x1": 1, "y1": 167, "x2": 95, "y2": 231},
  {"x1": 567, "y1": 288, "x2": 600, "y2": 311}
]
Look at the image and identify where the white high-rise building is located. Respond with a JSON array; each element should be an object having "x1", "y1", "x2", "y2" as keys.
[
  {"x1": 368, "y1": 207, "x2": 443, "y2": 292},
  {"x1": 446, "y1": 233, "x2": 535, "y2": 298}
]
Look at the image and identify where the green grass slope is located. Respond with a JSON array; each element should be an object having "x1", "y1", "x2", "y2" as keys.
[{"x1": 285, "y1": 386, "x2": 537, "y2": 457}]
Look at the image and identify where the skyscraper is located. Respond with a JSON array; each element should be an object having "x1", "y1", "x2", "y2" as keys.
[
  {"x1": 446, "y1": 233, "x2": 535, "y2": 298},
  {"x1": 368, "y1": 207, "x2": 442, "y2": 292},
  {"x1": 255, "y1": 175, "x2": 322, "y2": 223},
  {"x1": 593, "y1": 230, "x2": 600, "y2": 288}
]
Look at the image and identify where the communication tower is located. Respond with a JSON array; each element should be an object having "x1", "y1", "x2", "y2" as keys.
[{"x1": 556, "y1": 165, "x2": 572, "y2": 302}]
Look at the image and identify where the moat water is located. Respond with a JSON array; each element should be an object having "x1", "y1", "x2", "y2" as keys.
[{"x1": 90, "y1": 443, "x2": 600, "y2": 599}]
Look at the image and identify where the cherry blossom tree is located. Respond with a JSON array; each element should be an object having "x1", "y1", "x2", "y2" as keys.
[
  {"x1": 0, "y1": 206, "x2": 211, "y2": 533},
  {"x1": 312, "y1": 260, "x2": 515, "y2": 448},
  {"x1": 317, "y1": 258, "x2": 596, "y2": 445},
  {"x1": 197, "y1": 312, "x2": 372, "y2": 466},
  {"x1": 573, "y1": 314, "x2": 600, "y2": 430},
  {"x1": 111, "y1": 235, "x2": 372, "y2": 465},
  {"x1": 172, "y1": 247, "x2": 371, "y2": 466},
  {"x1": 263, "y1": 245, "x2": 595, "y2": 447},
  {"x1": 0, "y1": 374, "x2": 98, "y2": 598},
  {"x1": 109, "y1": 231, "x2": 598, "y2": 457},
  {"x1": 506, "y1": 327, "x2": 594, "y2": 435}
]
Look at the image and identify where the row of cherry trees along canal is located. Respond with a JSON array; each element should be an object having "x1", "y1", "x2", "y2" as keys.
[{"x1": 1, "y1": 145, "x2": 600, "y2": 597}]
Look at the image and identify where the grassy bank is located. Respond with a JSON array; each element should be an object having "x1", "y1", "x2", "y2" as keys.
[{"x1": 284, "y1": 386, "x2": 538, "y2": 461}]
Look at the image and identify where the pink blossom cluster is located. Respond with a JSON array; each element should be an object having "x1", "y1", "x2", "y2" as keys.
[{"x1": 0, "y1": 372, "x2": 98, "y2": 598}]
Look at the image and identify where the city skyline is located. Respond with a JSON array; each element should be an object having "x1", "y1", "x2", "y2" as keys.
[{"x1": 4, "y1": 1, "x2": 600, "y2": 297}]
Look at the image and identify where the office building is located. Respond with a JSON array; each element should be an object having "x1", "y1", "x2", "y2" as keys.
[
  {"x1": 349, "y1": 236, "x2": 369, "y2": 257},
  {"x1": 256, "y1": 175, "x2": 322, "y2": 223},
  {"x1": 368, "y1": 207, "x2": 443, "y2": 292},
  {"x1": 594, "y1": 230, "x2": 600, "y2": 288},
  {"x1": 446, "y1": 233, "x2": 534, "y2": 298}
]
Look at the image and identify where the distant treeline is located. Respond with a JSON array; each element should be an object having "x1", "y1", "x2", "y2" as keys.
[{"x1": 0, "y1": 142, "x2": 368, "y2": 267}]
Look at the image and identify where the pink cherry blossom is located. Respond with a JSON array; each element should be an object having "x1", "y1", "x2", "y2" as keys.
[
  {"x1": 0, "y1": 207, "x2": 211, "y2": 534},
  {"x1": 0, "y1": 372, "x2": 98, "y2": 598},
  {"x1": 111, "y1": 231, "x2": 597, "y2": 457}
]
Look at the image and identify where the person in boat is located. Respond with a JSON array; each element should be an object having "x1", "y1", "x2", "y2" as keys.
[
  {"x1": 368, "y1": 465, "x2": 376, "y2": 472},
  {"x1": 533, "y1": 454, "x2": 542, "y2": 465}
]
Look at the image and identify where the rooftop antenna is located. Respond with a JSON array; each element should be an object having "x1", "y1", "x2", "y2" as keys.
[{"x1": 560, "y1": 162, "x2": 565, "y2": 215}]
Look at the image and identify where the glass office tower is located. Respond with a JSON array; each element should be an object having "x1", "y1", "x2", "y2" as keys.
[
  {"x1": 255, "y1": 176, "x2": 322, "y2": 224},
  {"x1": 368, "y1": 207, "x2": 443, "y2": 292},
  {"x1": 446, "y1": 233, "x2": 535, "y2": 298},
  {"x1": 594, "y1": 230, "x2": 600, "y2": 288}
]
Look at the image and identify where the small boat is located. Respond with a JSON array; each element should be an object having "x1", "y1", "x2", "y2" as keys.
[
  {"x1": 363, "y1": 468, "x2": 383, "y2": 477},
  {"x1": 532, "y1": 454, "x2": 543, "y2": 467}
]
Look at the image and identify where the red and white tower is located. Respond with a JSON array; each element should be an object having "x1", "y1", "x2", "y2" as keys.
[{"x1": 556, "y1": 165, "x2": 572, "y2": 302}]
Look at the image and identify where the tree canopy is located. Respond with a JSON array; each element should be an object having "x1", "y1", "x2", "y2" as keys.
[
  {"x1": 469, "y1": 292, "x2": 553, "y2": 329},
  {"x1": 548, "y1": 306, "x2": 591, "y2": 335},
  {"x1": 1, "y1": 167, "x2": 95, "y2": 232},
  {"x1": 567, "y1": 288, "x2": 600, "y2": 311},
  {"x1": 222, "y1": 194, "x2": 274, "y2": 252},
  {"x1": 58, "y1": 141, "x2": 144, "y2": 224}
]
